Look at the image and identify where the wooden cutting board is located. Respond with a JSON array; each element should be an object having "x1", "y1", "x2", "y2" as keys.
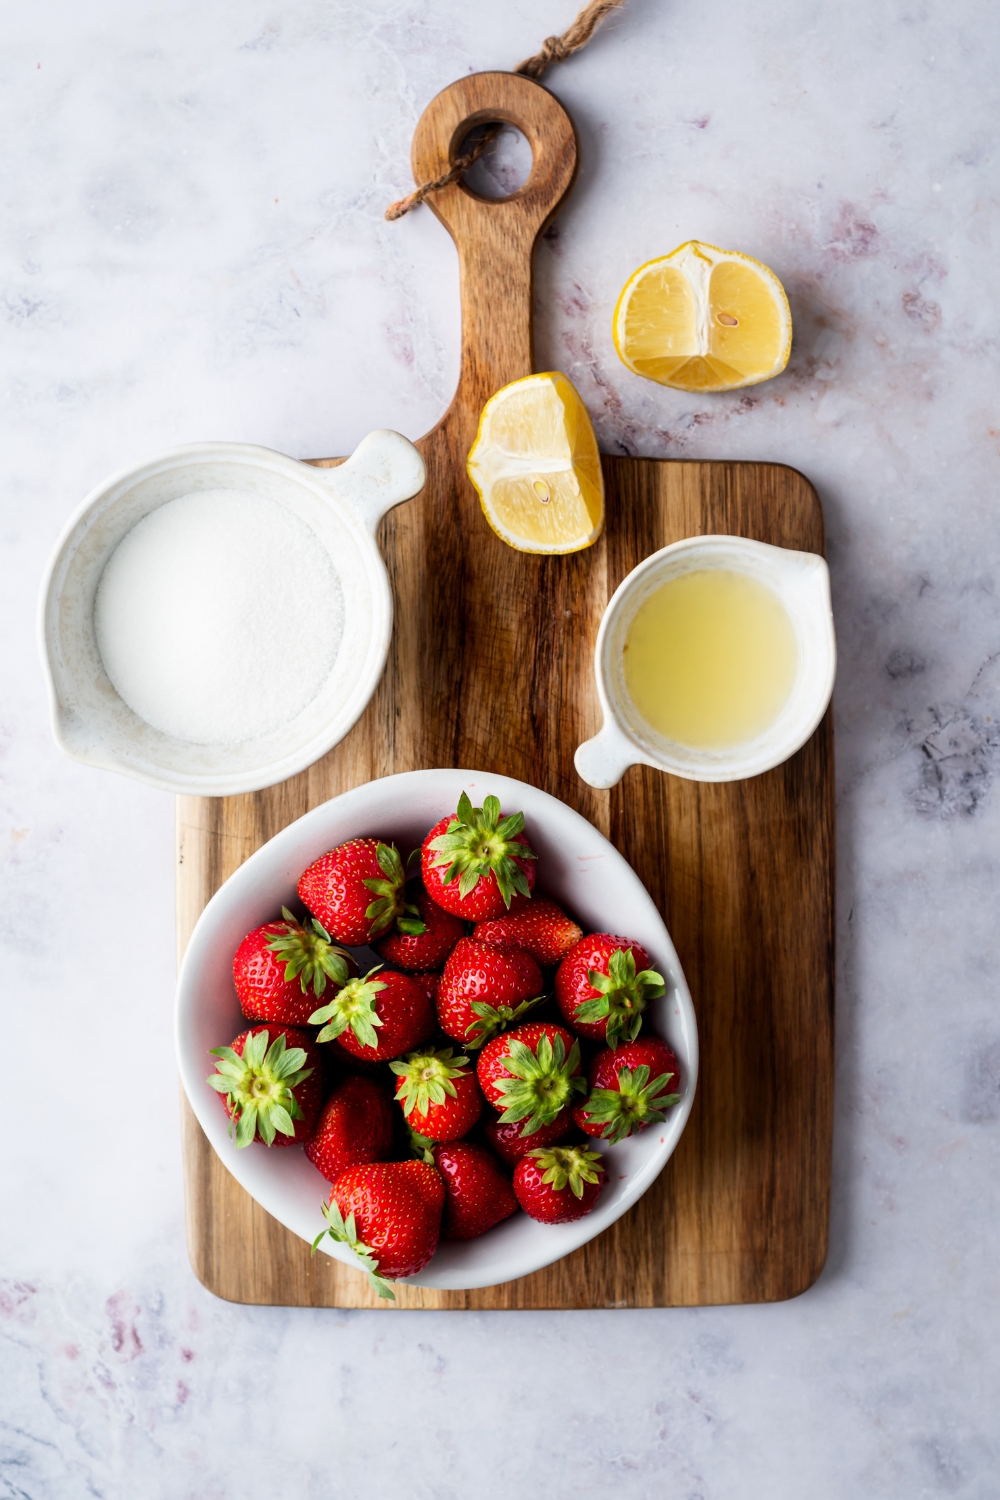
[{"x1": 176, "y1": 72, "x2": 834, "y2": 1309}]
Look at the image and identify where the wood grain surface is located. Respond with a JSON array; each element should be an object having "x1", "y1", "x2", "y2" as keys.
[{"x1": 176, "y1": 72, "x2": 834, "y2": 1309}]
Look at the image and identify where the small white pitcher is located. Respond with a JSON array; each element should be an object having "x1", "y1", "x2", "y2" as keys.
[{"x1": 575, "y1": 535, "x2": 836, "y2": 788}]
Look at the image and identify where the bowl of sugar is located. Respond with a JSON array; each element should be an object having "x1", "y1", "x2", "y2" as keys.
[
  {"x1": 38, "y1": 431, "x2": 425, "y2": 795},
  {"x1": 574, "y1": 534, "x2": 836, "y2": 787}
]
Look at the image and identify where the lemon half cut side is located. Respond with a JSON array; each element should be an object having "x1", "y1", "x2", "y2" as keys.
[
  {"x1": 613, "y1": 241, "x2": 792, "y2": 393},
  {"x1": 467, "y1": 372, "x2": 605, "y2": 555}
]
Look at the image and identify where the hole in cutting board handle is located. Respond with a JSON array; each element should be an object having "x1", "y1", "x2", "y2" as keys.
[{"x1": 459, "y1": 123, "x2": 534, "y2": 200}]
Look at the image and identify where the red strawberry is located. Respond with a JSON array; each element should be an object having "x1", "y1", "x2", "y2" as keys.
[
  {"x1": 474, "y1": 897, "x2": 582, "y2": 967},
  {"x1": 421, "y1": 793, "x2": 536, "y2": 921},
  {"x1": 374, "y1": 886, "x2": 464, "y2": 972},
  {"x1": 437, "y1": 938, "x2": 544, "y2": 1047},
  {"x1": 298, "y1": 839, "x2": 421, "y2": 945},
  {"x1": 315, "y1": 1160, "x2": 444, "y2": 1296},
  {"x1": 208, "y1": 1024, "x2": 321, "y2": 1148},
  {"x1": 309, "y1": 966, "x2": 434, "y2": 1063},
  {"x1": 555, "y1": 934, "x2": 665, "y2": 1047},
  {"x1": 476, "y1": 1021, "x2": 586, "y2": 1132},
  {"x1": 433, "y1": 1141, "x2": 518, "y2": 1241},
  {"x1": 573, "y1": 1037, "x2": 681, "y2": 1143},
  {"x1": 513, "y1": 1145, "x2": 606, "y2": 1224},
  {"x1": 484, "y1": 1108, "x2": 574, "y2": 1166},
  {"x1": 233, "y1": 907, "x2": 353, "y2": 1025},
  {"x1": 389, "y1": 1046, "x2": 483, "y2": 1141},
  {"x1": 304, "y1": 1075, "x2": 395, "y2": 1182}
]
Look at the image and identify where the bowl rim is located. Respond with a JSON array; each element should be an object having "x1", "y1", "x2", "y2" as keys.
[{"x1": 174, "y1": 768, "x2": 699, "y2": 1291}]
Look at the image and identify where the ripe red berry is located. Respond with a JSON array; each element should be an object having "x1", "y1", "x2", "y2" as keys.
[
  {"x1": 555, "y1": 934, "x2": 666, "y2": 1047},
  {"x1": 233, "y1": 909, "x2": 353, "y2": 1025},
  {"x1": 436, "y1": 937, "x2": 544, "y2": 1046},
  {"x1": 207, "y1": 1024, "x2": 321, "y2": 1148},
  {"x1": 389, "y1": 1046, "x2": 483, "y2": 1142},
  {"x1": 574, "y1": 1036, "x2": 681, "y2": 1143},
  {"x1": 421, "y1": 793, "x2": 536, "y2": 921},
  {"x1": 476, "y1": 1022, "x2": 585, "y2": 1132},
  {"x1": 484, "y1": 1108, "x2": 574, "y2": 1166},
  {"x1": 474, "y1": 897, "x2": 582, "y2": 967},
  {"x1": 309, "y1": 967, "x2": 435, "y2": 1062},
  {"x1": 374, "y1": 886, "x2": 464, "y2": 972},
  {"x1": 433, "y1": 1141, "x2": 518, "y2": 1241},
  {"x1": 316, "y1": 1160, "x2": 445, "y2": 1295},
  {"x1": 298, "y1": 839, "x2": 420, "y2": 945},
  {"x1": 513, "y1": 1145, "x2": 606, "y2": 1224},
  {"x1": 304, "y1": 1075, "x2": 395, "y2": 1182}
]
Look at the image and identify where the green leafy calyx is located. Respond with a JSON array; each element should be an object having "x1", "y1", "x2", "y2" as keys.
[
  {"x1": 265, "y1": 907, "x2": 352, "y2": 997},
  {"x1": 207, "y1": 1029, "x2": 313, "y2": 1148},
  {"x1": 428, "y1": 793, "x2": 535, "y2": 907},
  {"x1": 390, "y1": 1046, "x2": 471, "y2": 1120},
  {"x1": 579, "y1": 1064, "x2": 680, "y2": 1144},
  {"x1": 528, "y1": 1144, "x2": 605, "y2": 1199},
  {"x1": 363, "y1": 844, "x2": 425, "y2": 939},
  {"x1": 465, "y1": 993, "x2": 545, "y2": 1048},
  {"x1": 493, "y1": 1030, "x2": 586, "y2": 1135},
  {"x1": 309, "y1": 967, "x2": 387, "y2": 1049},
  {"x1": 407, "y1": 1125, "x2": 437, "y2": 1165},
  {"x1": 311, "y1": 1198, "x2": 395, "y2": 1301},
  {"x1": 573, "y1": 946, "x2": 666, "y2": 1048}
]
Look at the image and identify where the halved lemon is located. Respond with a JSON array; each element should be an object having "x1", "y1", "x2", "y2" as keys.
[
  {"x1": 612, "y1": 241, "x2": 792, "y2": 393},
  {"x1": 467, "y1": 372, "x2": 605, "y2": 554}
]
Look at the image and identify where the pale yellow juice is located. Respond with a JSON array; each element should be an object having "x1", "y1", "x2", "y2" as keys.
[{"x1": 623, "y1": 568, "x2": 798, "y2": 748}]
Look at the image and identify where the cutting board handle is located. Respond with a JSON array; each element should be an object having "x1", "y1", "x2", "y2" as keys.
[{"x1": 411, "y1": 71, "x2": 578, "y2": 436}]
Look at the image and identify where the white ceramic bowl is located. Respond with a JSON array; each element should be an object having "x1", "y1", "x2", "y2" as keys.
[
  {"x1": 37, "y1": 430, "x2": 424, "y2": 796},
  {"x1": 575, "y1": 534, "x2": 836, "y2": 787},
  {"x1": 175, "y1": 769, "x2": 698, "y2": 1292}
]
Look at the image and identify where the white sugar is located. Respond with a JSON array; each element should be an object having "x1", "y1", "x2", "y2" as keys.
[{"x1": 94, "y1": 489, "x2": 343, "y2": 744}]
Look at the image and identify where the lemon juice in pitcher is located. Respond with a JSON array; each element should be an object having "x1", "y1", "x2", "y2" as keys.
[{"x1": 622, "y1": 568, "x2": 798, "y2": 749}]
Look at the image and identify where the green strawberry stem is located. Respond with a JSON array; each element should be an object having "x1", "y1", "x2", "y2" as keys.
[
  {"x1": 311, "y1": 1199, "x2": 395, "y2": 1301},
  {"x1": 529, "y1": 1144, "x2": 604, "y2": 1199},
  {"x1": 494, "y1": 1031, "x2": 586, "y2": 1135},
  {"x1": 407, "y1": 1126, "x2": 437, "y2": 1164},
  {"x1": 466, "y1": 993, "x2": 545, "y2": 1048},
  {"x1": 207, "y1": 1030, "x2": 312, "y2": 1148},
  {"x1": 362, "y1": 843, "x2": 426, "y2": 938},
  {"x1": 389, "y1": 1047, "x2": 470, "y2": 1118},
  {"x1": 573, "y1": 947, "x2": 666, "y2": 1048},
  {"x1": 265, "y1": 907, "x2": 352, "y2": 997},
  {"x1": 428, "y1": 793, "x2": 535, "y2": 907},
  {"x1": 309, "y1": 967, "x2": 387, "y2": 1048},
  {"x1": 580, "y1": 1065, "x2": 680, "y2": 1144}
]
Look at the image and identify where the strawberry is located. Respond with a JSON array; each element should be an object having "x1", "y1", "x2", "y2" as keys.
[
  {"x1": 573, "y1": 1037, "x2": 681, "y2": 1143},
  {"x1": 412, "y1": 971, "x2": 442, "y2": 1003},
  {"x1": 304, "y1": 1074, "x2": 395, "y2": 1182},
  {"x1": 476, "y1": 1021, "x2": 586, "y2": 1132},
  {"x1": 374, "y1": 886, "x2": 464, "y2": 972},
  {"x1": 484, "y1": 1108, "x2": 575, "y2": 1166},
  {"x1": 314, "y1": 1159, "x2": 444, "y2": 1297},
  {"x1": 421, "y1": 793, "x2": 536, "y2": 920},
  {"x1": 390, "y1": 1046, "x2": 483, "y2": 1141},
  {"x1": 233, "y1": 907, "x2": 353, "y2": 1025},
  {"x1": 208, "y1": 1024, "x2": 321, "y2": 1148},
  {"x1": 437, "y1": 937, "x2": 544, "y2": 1047},
  {"x1": 309, "y1": 966, "x2": 434, "y2": 1063},
  {"x1": 298, "y1": 839, "x2": 422, "y2": 945},
  {"x1": 555, "y1": 934, "x2": 666, "y2": 1047},
  {"x1": 513, "y1": 1145, "x2": 606, "y2": 1224},
  {"x1": 474, "y1": 897, "x2": 582, "y2": 967},
  {"x1": 433, "y1": 1141, "x2": 518, "y2": 1241}
]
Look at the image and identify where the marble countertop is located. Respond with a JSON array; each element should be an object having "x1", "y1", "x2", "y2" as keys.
[{"x1": 3, "y1": 0, "x2": 998, "y2": 1495}]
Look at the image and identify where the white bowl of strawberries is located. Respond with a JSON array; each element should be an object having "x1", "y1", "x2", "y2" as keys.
[{"x1": 176, "y1": 770, "x2": 698, "y2": 1295}]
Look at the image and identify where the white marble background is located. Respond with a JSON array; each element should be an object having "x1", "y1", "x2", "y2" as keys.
[{"x1": 2, "y1": 0, "x2": 998, "y2": 1494}]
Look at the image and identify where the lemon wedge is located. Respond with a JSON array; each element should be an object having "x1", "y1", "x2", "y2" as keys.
[
  {"x1": 466, "y1": 372, "x2": 605, "y2": 555},
  {"x1": 612, "y1": 241, "x2": 792, "y2": 393}
]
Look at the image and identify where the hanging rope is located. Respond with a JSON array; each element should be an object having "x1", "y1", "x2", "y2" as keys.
[{"x1": 384, "y1": 0, "x2": 625, "y2": 221}]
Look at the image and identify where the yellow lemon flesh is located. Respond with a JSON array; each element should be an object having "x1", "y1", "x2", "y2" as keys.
[
  {"x1": 613, "y1": 241, "x2": 792, "y2": 393},
  {"x1": 467, "y1": 372, "x2": 604, "y2": 554}
]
